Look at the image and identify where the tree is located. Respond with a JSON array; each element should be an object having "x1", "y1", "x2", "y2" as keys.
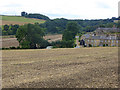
[
  {"x1": 61, "y1": 40, "x2": 74, "y2": 48},
  {"x1": 21, "y1": 11, "x2": 28, "y2": 16},
  {"x1": 2, "y1": 24, "x2": 19, "y2": 35},
  {"x1": 4, "y1": 25, "x2": 9, "y2": 31},
  {"x1": 62, "y1": 30, "x2": 73, "y2": 41},
  {"x1": 16, "y1": 23, "x2": 48, "y2": 49},
  {"x1": 117, "y1": 21, "x2": 120, "y2": 28},
  {"x1": 61, "y1": 22, "x2": 80, "y2": 48},
  {"x1": 66, "y1": 22, "x2": 79, "y2": 36},
  {"x1": 12, "y1": 24, "x2": 19, "y2": 34},
  {"x1": 62, "y1": 22, "x2": 79, "y2": 41},
  {"x1": 25, "y1": 13, "x2": 50, "y2": 20}
]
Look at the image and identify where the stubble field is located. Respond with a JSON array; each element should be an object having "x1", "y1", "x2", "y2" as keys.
[
  {"x1": 2, "y1": 47, "x2": 119, "y2": 88},
  {"x1": 2, "y1": 34, "x2": 62, "y2": 48}
]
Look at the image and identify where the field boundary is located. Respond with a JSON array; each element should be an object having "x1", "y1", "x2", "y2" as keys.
[{"x1": 1, "y1": 15, "x2": 45, "y2": 25}]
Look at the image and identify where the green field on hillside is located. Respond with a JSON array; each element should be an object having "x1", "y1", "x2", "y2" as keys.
[{"x1": 1, "y1": 15, "x2": 45, "y2": 24}]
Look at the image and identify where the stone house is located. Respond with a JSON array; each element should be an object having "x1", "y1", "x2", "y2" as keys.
[{"x1": 79, "y1": 28, "x2": 120, "y2": 47}]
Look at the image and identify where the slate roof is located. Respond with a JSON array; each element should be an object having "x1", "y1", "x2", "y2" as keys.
[
  {"x1": 96, "y1": 28, "x2": 120, "y2": 33},
  {"x1": 89, "y1": 36, "x2": 117, "y2": 40},
  {"x1": 91, "y1": 36, "x2": 101, "y2": 40},
  {"x1": 83, "y1": 34, "x2": 90, "y2": 38},
  {"x1": 82, "y1": 28, "x2": 120, "y2": 40}
]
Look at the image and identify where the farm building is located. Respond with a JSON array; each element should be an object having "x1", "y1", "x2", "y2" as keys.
[{"x1": 78, "y1": 28, "x2": 120, "y2": 47}]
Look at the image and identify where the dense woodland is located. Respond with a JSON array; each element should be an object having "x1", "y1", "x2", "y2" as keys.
[
  {"x1": 2, "y1": 17, "x2": 118, "y2": 35},
  {"x1": 41, "y1": 18, "x2": 116, "y2": 34},
  {"x1": 2, "y1": 12, "x2": 119, "y2": 35}
]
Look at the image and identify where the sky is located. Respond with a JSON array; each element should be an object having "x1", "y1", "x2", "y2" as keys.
[{"x1": 0, "y1": 0, "x2": 119, "y2": 19}]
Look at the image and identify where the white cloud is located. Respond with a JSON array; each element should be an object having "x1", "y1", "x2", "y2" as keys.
[{"x1": 0, "y1": 0, "x2": 119, "y2": 19}]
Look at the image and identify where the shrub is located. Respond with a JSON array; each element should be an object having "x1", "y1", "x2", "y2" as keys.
[
  {"x1": 10, "y1": 47, "x2": 16, "y2": 49},
  {"x1": 106, "y1": 44, "x2": 108, "y2": 46},
  {"x1": 103, "y1": 44, "x2": 105, "y2": 47},
  {"x1": 17, "y1": 46, "x2": 20, "y2": 49},
  {"x1": 89, "y1": 44, "x2": 92, "y2": 47}
]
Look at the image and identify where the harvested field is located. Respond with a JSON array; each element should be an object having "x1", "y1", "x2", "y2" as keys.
[
  {"x1": 44, "y1": 34, "x2": 62, "y2": 42},
  {"x1": 1, "y1": 20, "x2": 32, "y2": 25},
  {"x1": 2, "y1": 38, "x2": 19, "y2": 48},
  {"x1": 2, "y1": 47, "x2": 119, "y2": 88},
  {"x1": 2, "y1": 34, "x2": 62, "y2": 48}
]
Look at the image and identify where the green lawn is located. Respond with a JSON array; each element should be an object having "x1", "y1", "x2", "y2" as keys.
[{"x1": 1, "y1": 15, "x2": 45, "y2": 24}]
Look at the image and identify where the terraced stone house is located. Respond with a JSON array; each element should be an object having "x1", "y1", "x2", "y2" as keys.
[{"x1": 79, "y1": 28, "x2": 120, "y2": 47}]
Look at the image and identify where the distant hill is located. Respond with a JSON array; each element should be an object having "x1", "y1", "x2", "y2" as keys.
[
  {"x1": 21, "y1": 12, "x2": 50, "y2": 20},
  {"x1": 0, "y1": 15, "x2": 46, "y2": 25}
]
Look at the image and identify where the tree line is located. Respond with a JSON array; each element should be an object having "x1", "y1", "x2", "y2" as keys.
[
  {"x1": 15, "y1": 22, "x2": 79, "y2": 49},
  {"x1": 21, "y1": 11, "x2": 50, "y2": 20},
  {"x1": 2, "y1": 24, "x2": 19, "y2": 35},
  {"x1": 21, "y1": 12, "x2": 117, "y2": 34},
  {"x1": 40, "y1": 18, "x2": 116, "y2": 34}
]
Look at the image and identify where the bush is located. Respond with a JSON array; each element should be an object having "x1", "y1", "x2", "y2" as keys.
[
  {"x1": 103, "y1": 44, "x2": 105, "y2": 47},
  {"x1": 106, "y1": 44, "x2": 108, "y2": 46},
  {"x1": 20, "y1": 41, "x2": 30, "y2": 49},
  {"x1": 40, "y1": 40, "x2": 50, "y2": 49},
  {"x1": 47, "y1": 39, "x2": 51, "y2": 40},
  {"x1": 2, "y1": 48, "x2": 10, "y2": 50},
  {"x1": 17, "y1": 46, "x2": 20, "y2": 49},
  {"x1": 51, "y1": 40, "x2": 75, "y2": 48},
  {"x1": 61, "y1": 40, "x2": 74, "y2": 48},
  {"x1": 89, "y1": 44, "x2": 92, "y2": 47},
  {"x1": 10, "y1": 47, "x2": 16, "y2": 49},
  {"x1": 75, "y1": 44, "x2": 77, "y2": 47},
  {"x1": 50, "y1": 41, "x2": 62, "y2": 48}
]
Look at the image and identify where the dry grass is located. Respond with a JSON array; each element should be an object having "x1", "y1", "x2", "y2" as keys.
[{"x1": 2, "y1": 47, "x2": 119, "y2": 88}]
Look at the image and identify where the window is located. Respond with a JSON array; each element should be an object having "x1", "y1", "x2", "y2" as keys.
[
  {"x1": 116, "y1": 40, "x2": 118, "y2": 43},
  {"x1": 112, "y1": 44, "x2": 115, "y2": 46},
  {"x1": 101, "y1": 40, "x2": 103, "y2": 42},
  {"x1": 94, "y1": 44, "x2": 97, "y2": 46},
  {"x1": 112, "y1": 40, "x2": 114, "y2": 43}
]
